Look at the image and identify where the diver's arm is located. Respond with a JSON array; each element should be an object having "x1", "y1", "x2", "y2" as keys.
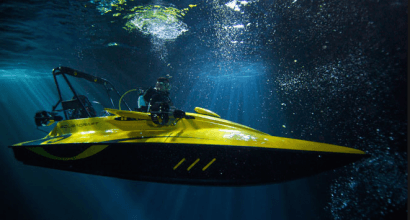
[{"x1": 142, "y1": 87, "x2": 156, "y2": 103}]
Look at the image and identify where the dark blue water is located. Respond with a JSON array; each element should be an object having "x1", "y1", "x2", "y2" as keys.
[{"x1": 0, "y1": 0, "x2": 407, "y2": 219}]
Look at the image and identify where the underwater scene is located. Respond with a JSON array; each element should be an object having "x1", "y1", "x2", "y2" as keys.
[{"x1": 0, "y1": 0, "x2": 407, "y2": 219}]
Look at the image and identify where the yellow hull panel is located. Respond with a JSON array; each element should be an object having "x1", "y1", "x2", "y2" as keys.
[
  {"x1": 16, "y1": 110, "x2": 365, "y2": 155},
  {"x1": 10, "y1": 109, "x2": 367, "y2": 186}
]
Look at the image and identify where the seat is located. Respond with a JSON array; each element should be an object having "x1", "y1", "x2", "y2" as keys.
[{"x1": 62, "y1": 95, "x2": 96, "y2": 119}]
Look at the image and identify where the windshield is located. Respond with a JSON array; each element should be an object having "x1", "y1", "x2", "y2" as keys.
[{"x1": 51, "y1": 67, "x2": 135, "y2": 119}]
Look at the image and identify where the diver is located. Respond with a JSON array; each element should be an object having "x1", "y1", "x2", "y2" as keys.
[
  {"x1": 136, "y1": 76, "x2": 191, "y2": 125},
  {"x1": 137, "y1": 76, "x2": 173, "y2": 112}
]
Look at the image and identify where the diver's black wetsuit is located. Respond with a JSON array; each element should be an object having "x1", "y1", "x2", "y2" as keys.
[{"x1": 141, "y1": 87, "x2": 173, "y2": 112}]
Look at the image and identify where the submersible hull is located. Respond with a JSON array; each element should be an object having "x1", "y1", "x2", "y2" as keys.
[{"x1": 11, "y1": 109, "x2": 368, "y2": 186}]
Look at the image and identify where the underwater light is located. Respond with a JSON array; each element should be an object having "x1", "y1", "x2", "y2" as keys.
[
  {"x1": 205, "y1": 73, "x2": 264, "y2": 82},
  {"x1": 201, "y1": 61, "x2": 267, "y2": 80}
]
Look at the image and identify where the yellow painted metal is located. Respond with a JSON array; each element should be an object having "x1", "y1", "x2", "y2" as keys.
[
  {"x1": 46, "y1": 120, "x2": 55, "y2": 126},
  {"x1": 27, "y1": 145, "x2": 109, "y2": 161},
  {"x1": 105, "y1": 108, "x2": 151, "y2": 120},
  {"x1": 13, "y1": 107, "x2": 366, "y2": 155},
  {"x1": 202, "y1": 158, "x2": 216, "y2": 171},
  {"x1": 194, "y1": 107, "x2": 220, "y2": 118},
  {"x1": 173, "y1": 158, "x2": 186, "y2": 170},
  {"x1": 187, "y1": 158, "x2": 200, "y2": 171}
]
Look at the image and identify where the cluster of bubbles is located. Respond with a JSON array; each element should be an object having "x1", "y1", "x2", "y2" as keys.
[
  {"x1": 276, "y1": 50, "x2": 387, "y2": 104},
  {"x1": 275, "y1": 49, "x2": 407, "y2": 219},
  {"x1": 126, "y1": 5, "x2": 194, "y2": 62},
  {"x1": 127, "y1": 5, "x2": 189, "y2": 40},
  {"x1": 328, "y1": 151, "x2": 407, "y2": 220},
  {"x1": 89, "y1": 0, "x2": 196, "y2": 62},
  {"x1": 259, "y1": 3, "x2": 407, "y2": 218},
  {"x1": 200, "y1": 0, "x2": 262, "y2": 63}
]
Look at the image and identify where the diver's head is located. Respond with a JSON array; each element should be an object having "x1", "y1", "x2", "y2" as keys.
[{"x1": 155, "y1": 77, "x2": 171, "y2": 92}]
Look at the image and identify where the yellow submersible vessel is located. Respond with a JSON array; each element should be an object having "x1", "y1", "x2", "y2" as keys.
[{"x1": 10, "y1": 67, "x2": 368, "y2": 186}]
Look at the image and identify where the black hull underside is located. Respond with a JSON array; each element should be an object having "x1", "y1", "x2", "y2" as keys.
[{"x1": 11, "y1": 143, "x2": 368, "y2": 186}]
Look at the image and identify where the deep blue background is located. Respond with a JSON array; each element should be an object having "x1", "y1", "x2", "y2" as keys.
[{"x1": 0, "y1": 0, "x2": 407, "y2": 219}]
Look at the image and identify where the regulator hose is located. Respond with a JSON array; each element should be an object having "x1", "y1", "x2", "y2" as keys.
[{"x1": 119, "y1": 89, "x2": 137, "y2": 110}]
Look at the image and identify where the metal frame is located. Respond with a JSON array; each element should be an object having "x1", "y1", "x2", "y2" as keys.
[{"x1": 51, "y1": 66, "x2": 131, "y2": 120}]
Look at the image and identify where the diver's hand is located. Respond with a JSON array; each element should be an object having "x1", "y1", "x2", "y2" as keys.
[
  {"x1": 173, "y1": 109, "x2": 186, "y2": 118},
  {"x1": 173, "y1": 109, "x2": 195, "y2": 119}
]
